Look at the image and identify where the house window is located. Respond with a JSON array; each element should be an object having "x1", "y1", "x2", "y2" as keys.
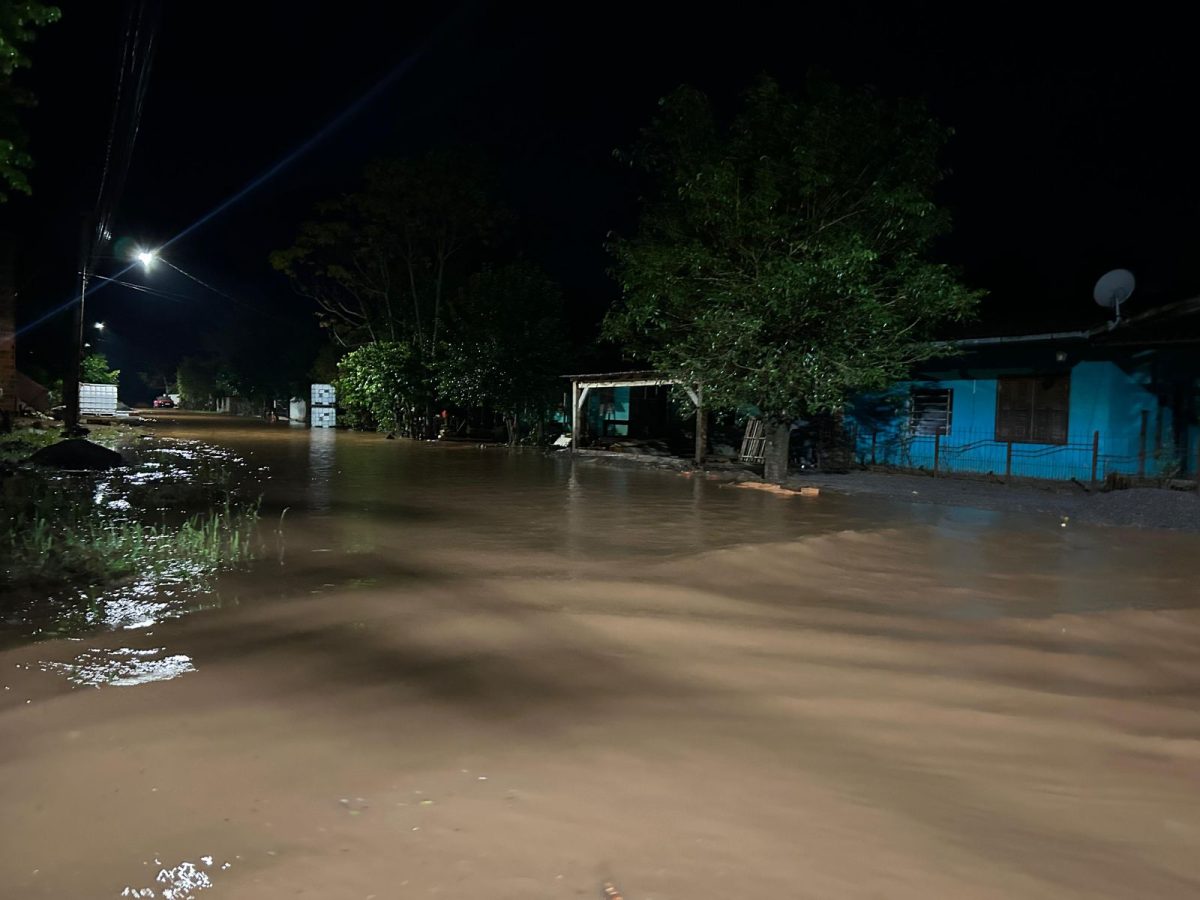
[
  {"x1": 995, "y1": 375, "x2": 1069, "y2": 444},
  {"x1": 910, "y1": 388, "x2": 952, "y2": 435}
]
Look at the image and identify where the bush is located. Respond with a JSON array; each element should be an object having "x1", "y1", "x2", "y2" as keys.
[{"x1": 336, "y1": 341, "x2": 427, "y2": 433}]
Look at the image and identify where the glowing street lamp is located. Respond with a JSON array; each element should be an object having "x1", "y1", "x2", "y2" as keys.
[
  {"x1": 136, "y1": 249, "x2": 158, "y2": 271},
  {"x1": 94, "y1": 321, "x2": 105, "y2": 331}
]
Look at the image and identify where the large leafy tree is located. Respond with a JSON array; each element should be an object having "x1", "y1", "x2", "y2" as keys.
[
  {"x1": 0, "y1": 0, "x2": 60, "y2": 201},
  {"x1": 604, "y1": 76, "x2": 982, "y2": 480},
  {"x1": 270, "y1": 152, "x2": 507, "y2": 353},
  {"x1": 435, "y1": 262, "x2": 568, "y2": 444}
]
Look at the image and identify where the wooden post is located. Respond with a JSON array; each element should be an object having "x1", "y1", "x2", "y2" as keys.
[
  {"x1": 871, "y1": 431, "x2": 877, "y2": 466},
  {"x1": 693, "y1": 385, "x2": 706, "y2": 467},
  {"x1": 1154, "y1": 404, "x2": 1163, "y2": 465},
  {"x1": 570, "y1": 379, "x2": 578, "y2": 454},
  {"x1": 1091, "y1": 430, "x2": 1100, "y2": 485},
  {"x1": 933, "y1": 432, "x2": 941, "y2": 477},
  {"x1": 1138, "y1": 409, "x2": 1148, "y2": 477},
  {"x1": 1005, "y1": 441, "x2": 1013, "y2": 479}
]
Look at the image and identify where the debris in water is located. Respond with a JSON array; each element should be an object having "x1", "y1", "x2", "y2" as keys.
[{"x1": 729, "y1": 481, "x2": 818, "y2": 497}]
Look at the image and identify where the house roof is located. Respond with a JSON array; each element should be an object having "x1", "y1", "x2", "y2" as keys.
[{"x1": 949, "y1": 296, "x2": 1200, "y2": 348}]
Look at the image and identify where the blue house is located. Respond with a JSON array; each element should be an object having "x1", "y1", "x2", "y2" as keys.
[{"x1": 849, "y1": 298, "x2": 1200, "y2": 481}]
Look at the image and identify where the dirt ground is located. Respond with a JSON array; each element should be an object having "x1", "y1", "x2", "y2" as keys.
[{"x1": 789, "y1": 469, "x2": 1200, "y2": 532}]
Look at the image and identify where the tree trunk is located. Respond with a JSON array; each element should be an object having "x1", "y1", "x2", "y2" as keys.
[
  {"x1": 505, "y1": 414, "x2": 518, "y2": 446},
  {"x1": 763, "y1": 420, "x2": 791, "y2": 484}
]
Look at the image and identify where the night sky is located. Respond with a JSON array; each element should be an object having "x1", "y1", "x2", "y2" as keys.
[{"x1": 6, "y1": 1, "x2": 1198, "y2": 400}]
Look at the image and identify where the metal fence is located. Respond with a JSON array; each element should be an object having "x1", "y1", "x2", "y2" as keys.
[{"x1": 855, "y1": 426, "x2": 1194, "y2": 483}]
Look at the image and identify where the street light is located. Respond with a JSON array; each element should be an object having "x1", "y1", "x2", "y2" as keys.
[
  {"x1": 136, "y1": 249, "x2": 158, "y2": 271},
  {"x1": 94, "y1": 321, "x2": 105, "y2": 331}
]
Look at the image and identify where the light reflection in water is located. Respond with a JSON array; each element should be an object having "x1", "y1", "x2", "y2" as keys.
[
  {"x1": 40, "y1": 648, "x2": 195, "y2": 687},
  {"x1": 307, "y1": 426, "x2": 337, "y2": 514},
  {"x1": 121, "y1": 856, "x2": 231, "y2": 899}
]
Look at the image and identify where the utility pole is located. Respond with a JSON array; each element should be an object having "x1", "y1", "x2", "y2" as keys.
[{"x1": 63, "y1": 215, "x2": 92, "y2": 436}]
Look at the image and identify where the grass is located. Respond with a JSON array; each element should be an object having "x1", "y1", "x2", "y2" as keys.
[
  {"x1": 6, "y1": 491, "x2": 260, "y2": 588},
  {"x1": 0, "y1": 426, "x2": 58, "y2": 464},
  {"x1": 1, "y1": 435, "x2": 263, "y2": 632}
]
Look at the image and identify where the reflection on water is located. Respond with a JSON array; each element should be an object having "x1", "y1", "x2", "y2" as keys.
[
  {"x1": 307, "y1": 426, "x2": 337, "y2": 514},
  {"x1": 40, "y1": 647, "x2": 195, "y2": 687}
]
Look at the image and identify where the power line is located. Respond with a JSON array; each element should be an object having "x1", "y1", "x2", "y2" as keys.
[{"x1": 90, "y1": 0, "x2": 160, "y2": 260}]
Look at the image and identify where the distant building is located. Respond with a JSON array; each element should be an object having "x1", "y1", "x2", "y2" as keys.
[{"x1": 849, "y1": 297, "x2": 1200, "y2": 481}]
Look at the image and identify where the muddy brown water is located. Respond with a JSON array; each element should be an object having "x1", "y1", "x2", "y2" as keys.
[{"x1": 4, "y1": 413, "x2": 1200, "y2": 898}]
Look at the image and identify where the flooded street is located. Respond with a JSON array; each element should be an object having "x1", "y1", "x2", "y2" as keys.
[{"x1": 4, "y1": 414, "x2": 1200, "y2": 899}]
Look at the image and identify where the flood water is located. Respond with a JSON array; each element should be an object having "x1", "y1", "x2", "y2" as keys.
[{"x1": 4, "y1": 413, "x2": 1200, "y2": 898}]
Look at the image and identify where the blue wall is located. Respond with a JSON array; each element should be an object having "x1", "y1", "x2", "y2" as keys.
[
  {"x1": 852, "y1": 360, "x2": 1180, "y2": 480},
  {"x1": 585, "y1": 386, "x2": 631, "y2": 437}
]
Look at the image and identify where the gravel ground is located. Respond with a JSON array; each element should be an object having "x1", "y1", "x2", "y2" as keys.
[{"x1": 787, "y1": 469, "x2": 1200, "y2": 532}]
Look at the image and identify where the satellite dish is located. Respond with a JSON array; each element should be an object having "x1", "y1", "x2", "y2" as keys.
[{"x1": 1093, "y1": 269, "x2": 1135, "y2": 319}]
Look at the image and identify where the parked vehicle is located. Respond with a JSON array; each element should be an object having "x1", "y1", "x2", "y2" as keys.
[{"x1": 153, "y1": 395, "x2": 175, "y2": 408}]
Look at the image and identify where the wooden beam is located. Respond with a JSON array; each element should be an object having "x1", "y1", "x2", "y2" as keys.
[{"x1": 572, "y1": 379, "x2": 674, "y2": 390}]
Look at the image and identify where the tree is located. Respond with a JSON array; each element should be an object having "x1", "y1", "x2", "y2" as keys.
[
  {"x1": 336, "y1": 341, "x2": 426, "y2": 434},
  {"x1": 435, "y1": 263, "x2": 568, "y2": 444},
  {"x1": 604, "y1": 76, "x2": 982, "y2": 481},
  {"x1": 176, "y1": 356, "x2": 217, "y2": 409},
  {"x1": 81, "y1": 352, "x2": 118, "y2": 385},
  {"x1": 270, "y1": 152, "x2": 508, "y2": 354},
  {"x1": 138, "y1": 357, "x2": 177, "y2": 397},
  {"x1": 0, "y1": 1, "x2": 60, "y2": 201}
]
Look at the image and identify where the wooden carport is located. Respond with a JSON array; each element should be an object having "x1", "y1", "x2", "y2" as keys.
[{"x1": 565, "y1": 370, "x2": 706, "y2": 465}]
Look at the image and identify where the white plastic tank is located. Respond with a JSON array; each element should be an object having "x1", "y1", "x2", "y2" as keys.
[
  {"x1": 79, "y1": 382, "x2": 118, "y2": 416},
  {"x1": 310, "y1": 383, "x2": 336, "y2": 407},
  {"x1": 289, "y1": 397, "x2": 307, "y2": 422}
]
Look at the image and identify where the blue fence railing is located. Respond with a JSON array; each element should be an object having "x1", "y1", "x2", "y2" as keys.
[{"x1": 854, "y1": 427, "x2": 1192, "y2": 482}]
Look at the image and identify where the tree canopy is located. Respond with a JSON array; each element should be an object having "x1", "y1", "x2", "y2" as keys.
[
  {"x1": 270, "y1": 152, "x2": 508, "y2": 353},
  {"x1": 435, "y1": 262, "x2": 568, "y2": 443},
  {"x1": 603, "y1": 76, "x2": 982, "y2": 477},
  {"x1": 275, "y1": 152, "x2": 570, "y2": 441},
  {"x1": 0, "y1": 0, "x2": 60, "y2": 201}
]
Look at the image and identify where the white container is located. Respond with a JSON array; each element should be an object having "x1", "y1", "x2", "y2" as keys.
[
  {"x1": 311, "y1": 383, "x2": 336, "y2": 407},
  {"x1": 311, "y1": 406, "x2": 337, "y2": 428},
  {"x1": 79, "y1": 382, "x2": 118, "y2": 416},
  {"x1": 289, "y1": 398, "x2": 307, "y2": 422}
]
